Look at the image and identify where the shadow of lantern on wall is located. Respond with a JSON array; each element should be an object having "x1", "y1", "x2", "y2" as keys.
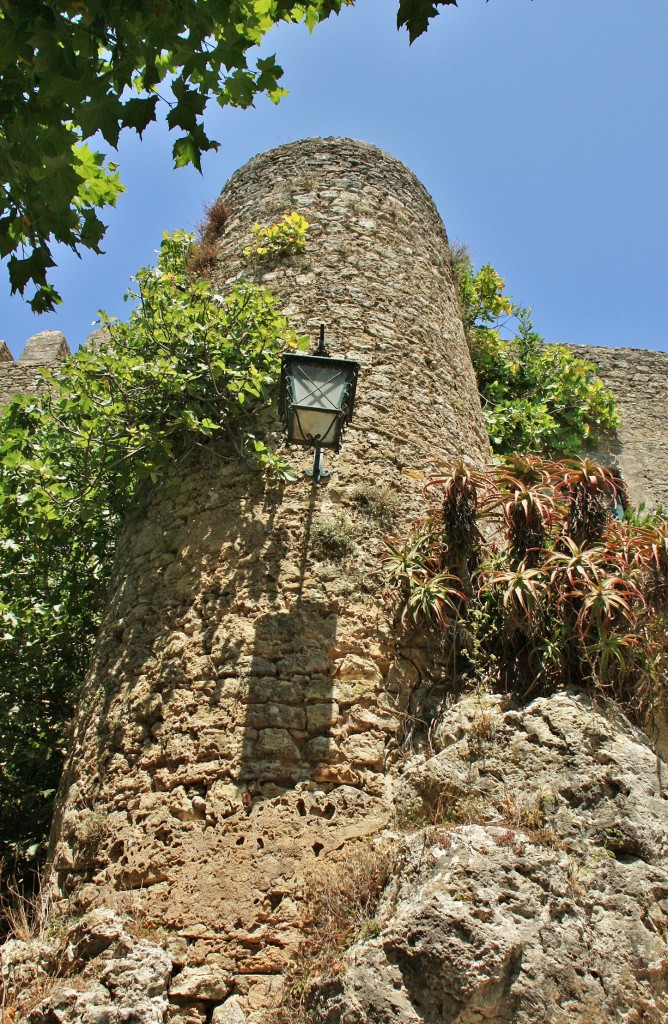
[{"x1": 279, "y1": 326, "x2": 360, "y2": 482}]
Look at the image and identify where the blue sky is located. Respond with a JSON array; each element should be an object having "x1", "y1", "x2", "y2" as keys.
[{"x1": 3, "y1": 0, "x2": 668, "y2": 357}]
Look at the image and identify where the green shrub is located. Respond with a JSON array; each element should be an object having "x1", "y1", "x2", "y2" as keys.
[
  {"x1": 451, "y1": 246, "x2": 619, "y2": 456},
  {"x1": 0, "y1": 228, "x2": 306, "y2": 883}
]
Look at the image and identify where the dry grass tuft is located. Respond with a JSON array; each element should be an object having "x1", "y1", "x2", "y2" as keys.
[
  {"x1": 310, "y1": 514, "x2": 357, "y2": 561},
  {"x1": 268, "y1": 841, "x2": 397, "y2": 1024},
  {"x1": 187, "y1": 238, "x2": 220, "y2": 279},
  {"x1": 348, "y1": 482, "x2": 399, "y2": 530},
  {"x1": 0, "y1": 876, "x2": 51, "y2": 944},
  {"x1": 200, "y1": 198, "x2": 232, "y2": 240},
  {"x1": 188, "y1": 198, "x2": 232, "y2": 279}
]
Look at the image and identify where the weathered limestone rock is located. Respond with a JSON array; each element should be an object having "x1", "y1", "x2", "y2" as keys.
[
  {"x1": 0, "y1": 937, "x2": 55, "y2": 1006},
  {"x1": 1, "y1": 910, "x2": 172, "y2": 1024},
  {"x1": 212, "y1": 994, "x2": 248, "y2": 1023},
  {"x1": 307, "y1": 691, "x2": 668, "y2": 1024}
]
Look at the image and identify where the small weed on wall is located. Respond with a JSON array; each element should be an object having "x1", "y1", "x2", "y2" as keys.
[
  {"x1": 348, "y1": 482, "x2": 399, "y2": 530},
  {"x1": 311, "y1": 514, "x2": 357, "y2": 561}
]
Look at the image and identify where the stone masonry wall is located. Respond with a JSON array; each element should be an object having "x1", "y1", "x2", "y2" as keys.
[
  {"x1": 45, "y1": 139, "x2": 490, "y2": 1020},
  {"x1": 573, "y1": 345, "x2": 668, "y2": 511},
  {"x1": 0, "y1": 330, "x2": 71, "y2": 406}
]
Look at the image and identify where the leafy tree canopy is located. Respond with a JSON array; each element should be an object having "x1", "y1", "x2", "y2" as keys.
[
  {"x1": 0, "y1": 0, "x2": 469, "y2": 312},
  {"x1": 0, "y1": 0, "x2": 345, "y2": 311},
  {"x1": 396, "y1": 0, "x2": 458, "y2": 43}
]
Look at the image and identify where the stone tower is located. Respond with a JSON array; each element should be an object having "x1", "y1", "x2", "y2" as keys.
[{"x1": 47, "y1": 139, "x2": 489, "y2": 1018}]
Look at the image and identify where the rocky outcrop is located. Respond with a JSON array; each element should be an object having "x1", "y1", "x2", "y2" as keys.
[
  {"x1": 1, "y1": 909, "x2": 172, "y2": 1023},
  {"x1": 305, "y1": 691, "x2": 668, "y2": 1024},
  {"x1": 8, "y1": 690, "x2": 668, "y2": 1022}
]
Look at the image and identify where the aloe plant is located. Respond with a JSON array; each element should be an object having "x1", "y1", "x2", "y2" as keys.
[{"x1": 383, "y1": 457, "x2": 668, "y2": 726}]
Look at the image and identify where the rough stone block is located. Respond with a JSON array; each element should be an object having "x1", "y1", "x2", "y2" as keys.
[
  {"x1": 306, "y1": 702, "x2": 339, "y2": 733},
  {"x1": 211, "y1": 995, "x2": 248, "y2": 1023},
  {"x1": 19, "y1": 329, "x2": 70, "y2": 364},
  {"x1": 245, "y1": 703, "x2": 306, "y2": 731},
  {"x1": 255, "y1": 728, "x2": 301, "y2": 762},
  {"x1": 169, "y1": 965, "x2": 231, "y2": 1002},
  {"x1": 341, "y1": 732, "x2": 385, "y2": 769}
]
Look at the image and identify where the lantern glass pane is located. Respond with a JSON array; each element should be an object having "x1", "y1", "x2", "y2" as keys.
[
  {"x1": 291, "y1": 363, "x2": 352, "y2": 412},
  {"x1": 291, "y1": 408, "x2": 340, "y2": 446}
]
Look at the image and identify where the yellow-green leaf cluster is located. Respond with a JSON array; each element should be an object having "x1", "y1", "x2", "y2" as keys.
[{"x1": 244, "y1": 212, "x2": 310, "y2": 263}]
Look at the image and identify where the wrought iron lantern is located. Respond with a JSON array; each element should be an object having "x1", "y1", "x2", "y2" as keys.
[{"x1": 279, "y1": 326, "x2": 360, "y2": 481}]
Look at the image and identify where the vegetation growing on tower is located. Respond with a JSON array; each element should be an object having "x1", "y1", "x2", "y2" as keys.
[
  {"x1": 451, "y1": 245, "x2": 620, "y2": 457},
  {"x1": 384, "y1": 457, "x2": 668, "y2": 726},
  {"x1": 0, "y1": 225, "x2": 308, "y2": 884}
]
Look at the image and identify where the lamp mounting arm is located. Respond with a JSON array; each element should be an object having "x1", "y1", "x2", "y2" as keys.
[{"x1": 316, "y1": 323, "x2": 330, "y2": 357}]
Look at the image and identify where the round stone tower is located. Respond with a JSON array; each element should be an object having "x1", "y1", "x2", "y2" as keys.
[{"x1": 48, "y1": 139, "x2": 489, "y2": 1018}]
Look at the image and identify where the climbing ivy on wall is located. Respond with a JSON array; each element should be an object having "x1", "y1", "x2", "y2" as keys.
[
  {"x1": 0, "y1": 227, "x2": 307, "y2": 885},
  {"x1": 451, "y1": 246, "x2": 620, "y2": 457}
]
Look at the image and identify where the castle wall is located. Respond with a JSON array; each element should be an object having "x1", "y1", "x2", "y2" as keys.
[
  {"x1": 573, "y1": 345, "x2": 668, "y2": 511},
  {"x1": 45, "y1": 139, "x2": 490, "y2": 1019},
  {"x1": 0, "y1": 330, "x2": 71, "y2": 406},
  {"x1": 4, "y1": 140, "x2": 668, "y2": 1022}
]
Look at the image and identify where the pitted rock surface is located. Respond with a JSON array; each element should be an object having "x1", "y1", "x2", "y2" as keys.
[
  {"x1": 1, "y1": 910, "x2": 172, "y2": 1024},
  {"x1": 307, "y1": 691, "x2": 668, "y2": 1024}
]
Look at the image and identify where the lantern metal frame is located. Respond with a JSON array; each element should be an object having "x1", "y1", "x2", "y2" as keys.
[{"x1": 278, "y1": 326, "x2": 360, "y2": 482}]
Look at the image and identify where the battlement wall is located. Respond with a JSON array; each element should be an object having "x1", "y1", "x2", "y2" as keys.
[
  {"x1": 0, "y1": 330, "x2": 71, "y2": 407},
  {"x1": 570, "y1": 344, "x2": 668, "y2": 511}
]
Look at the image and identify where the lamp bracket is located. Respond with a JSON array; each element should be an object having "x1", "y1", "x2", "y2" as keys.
[
  {"x1": 315, "y1": 323, "x2": 330, "y2": 357},
  {"x1": 305, "y1": 467, "x2": 331, "y2": 482},
  {"x1": 306, "y1": 446, "x2": 329, "y2": 483}
]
